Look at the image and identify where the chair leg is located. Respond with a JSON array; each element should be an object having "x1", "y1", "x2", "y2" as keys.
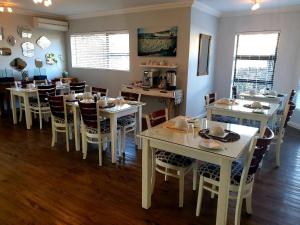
[
  {"x1": 69, "y1": 125, "x2": 73, "y2": 140},
  {"x1": 275, "y1": 137, "x2": 282, "y2": 167},
  {"x1": 39, "y1": 110, "x2": 43, "y2": 129},
  {"x1": 82, "y1": 134, "x2": 87, "y2": 159},
  {"x1": 246, "y1": 195, "x2": 253, "y2": 215},
  {"x1": 192, "y1": 163, "x2": 197, "y2": 191},
  {"x1": 179, "y1": 170, "x2": 185, "y2": 208},
  {"x1": 196, "y1": 176, "x2": 204, "y2": 216},
  {"x1": 19, "y1": 108, "x2": 23, "y2": 122},
  {"x1": 151, "y1": 153, "x2": 156, "y2": 195},
  {"x1": 164, "y1": 168, "x2": 169, "y2": 182},
  {"x1": 51, "y1": 121, "x2": 56, "y2": 148},
  {"x1": 234, "y1": 191, "x2": 244, "y2": 225},
  {"x1": 122, "y1": 128, "x2": 126, "y2": 155},
  {"x1": 211, "y1": 185, "x2": 216, "y2": 199},
  {"x1": 98, "y1": 137, "x2": 103, "y2": 166},
  {"x1": 65, "y1": 126, "x2": 70, "y2": 152}
]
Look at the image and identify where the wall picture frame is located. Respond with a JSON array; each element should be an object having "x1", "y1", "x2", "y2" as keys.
[
  {"x1": 197, "y1": 34, "x2": 211, "y2": 76},
  {"x1": 137, "y1": 26, "x2": 178, "y2": 57}
]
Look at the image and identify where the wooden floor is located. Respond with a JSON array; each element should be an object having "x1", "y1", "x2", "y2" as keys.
[{"x1": 0, "y1": 117, "x2": 300, "y2": 225}]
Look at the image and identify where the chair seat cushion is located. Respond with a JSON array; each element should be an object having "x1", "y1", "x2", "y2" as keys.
[
  {"x1": 54, "y1": 114, "x2": 73, "y2": 124},
  {"x1": 86, "y1": 120, "x2": 120, "y2": 134},
  {"x1": 197, "y1": 161, "x2": 254, "y2": 186},
  {"x1": 30, "y1": 101, "x2": 49, "y2": 108},
  {"x1": 117, "y1": 115, "x2": 135, "y2": 127},
  {"x1": 155, "y1": 150, "x2": 194, "y2": 168}
]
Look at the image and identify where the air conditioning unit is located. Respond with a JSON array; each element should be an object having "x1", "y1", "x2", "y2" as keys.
[{"x1": 33, "y1": 17, "x2": 69, "y2": 32}]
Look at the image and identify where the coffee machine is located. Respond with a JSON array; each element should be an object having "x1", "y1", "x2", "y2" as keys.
[
  {"x1": 166, "y1": 70, "x2": 177, "y2": 90},
  {"x1": 142, "y1": 70, "x2": 160, "y2": 88}
]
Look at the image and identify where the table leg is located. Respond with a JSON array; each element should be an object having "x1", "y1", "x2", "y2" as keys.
[
  {"x1": 207, "y1": 109, "x2": 212, "y2": 120},
  {"x1": 110, "y1": 114, "x2": 117, "y2": 163},
  {"x1": 137, "y1": 106, "x2": 142, "y2": 149},
  {"x1": 260, "y1": 119, "x2": 268, "y2": 137},
  {"x1": 10, "y1": 92, "x2": 17, "y2": 125},
  {"x1": 167, "y1": 99, "x2": 173, "y2": 119},
  {"x1": 216, "y1": 159, "x2": 232, "y2": 225},
  {"x1": 73, "y1": 106, "x2": 81, "y2": 151},
  {"x1": 23, "y1": 94, "x2": 32, "y2": 130},
  {"x1": 142, "y1": 138, "x2": 152, "y2": 209}
]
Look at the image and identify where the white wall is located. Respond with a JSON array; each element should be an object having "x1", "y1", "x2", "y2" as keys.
[
  {"x1": 0, "y1": 13, "x2": 66, "y2": 80},
  {"x1": 214, "y1": 12, "x2": 300, "y2": 98},
  {"x1": 185, "y1": 7, "x2": 218, "y2": 116},
  {"x1": 67, "y1": 8, "x2": 191, "y2": 114}
]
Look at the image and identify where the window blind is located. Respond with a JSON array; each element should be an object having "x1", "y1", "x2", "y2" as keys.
[
  {"x1": 232, "y1": 33, "x2": 280, "y2": 93},
  {"x1": 70, "y1": 31, "x2": 130, "y2": 71}
]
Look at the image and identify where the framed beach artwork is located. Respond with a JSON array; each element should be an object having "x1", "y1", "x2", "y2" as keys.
[{"x1": 137, "y1": 26, "x2": 178, "y2": 57}]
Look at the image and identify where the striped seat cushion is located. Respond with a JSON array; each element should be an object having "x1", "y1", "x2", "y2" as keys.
[
  {"x1": 198, "y1": 161, "x2": 254, "y2": 186},
  {"x1": 117, "y1": 115, "x2": 135, "y2": 127},
  {"x1": 155, "y1": 150, "x2": 194, "y2": 168}
]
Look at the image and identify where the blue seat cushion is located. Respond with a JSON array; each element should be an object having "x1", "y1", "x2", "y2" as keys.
[{"x1": 155, "y1": 150, "x2": 194, "y2": 168}]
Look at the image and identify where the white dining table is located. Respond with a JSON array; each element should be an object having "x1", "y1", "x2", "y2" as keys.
[
  {"x1": 206, "y1": 99, "x2": 279, "y2": 135},
  {"x1": 7, "y1": 87, "x2": 37, "y2": 129},
  {"x1": 138, "y1": 117, "x2": 258, "y2": 225},
  {"x1": 68, "y1": 100, "x2": 145, "y2": 163},
  {"x1": 239, "y1": 92, "x2": 286, "y2": 104}
]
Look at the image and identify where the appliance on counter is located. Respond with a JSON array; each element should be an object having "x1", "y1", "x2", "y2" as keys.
[
  {"x1": 142, "y1": 69, "x2": 160, "y2": 88},
  {"x1": 166, "y1": 70, "x2": 177, "y2": 90}
]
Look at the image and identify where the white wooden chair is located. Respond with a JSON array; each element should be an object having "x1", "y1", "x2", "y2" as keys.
[
  {"x1": 196, "y1": 127, "x2": 274, "y2": 225},
  {"x1": 273, "y1": 101, "x2": 296, "y2": 167},
  {"x1": 29, "y1": 84, "x2": 56, "y2": 129},
  {"x1": 146, "y1": 108, "x2": 197, "y2": 208},
  {"x1": 79, "y1": 101, "x2": 121, "y2": 166},
  {"x1": 117, "y1": 91, "x2": 141, "y2": 157},
  {"x1": 49, "y1": 95, "x2": 73, "y2": 152}
]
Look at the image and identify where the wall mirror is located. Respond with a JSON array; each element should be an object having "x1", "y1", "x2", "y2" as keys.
[
  {"x1": 37, "y1": 36, "x2": 51, "y2": 49},
  {"x1": 10, "y1": 58, "x2": 27, "y2": 71},
  {"x1": 21, "y1": 42, "x2": 35, "y2": 58},
  {"x1": 0, "y1": 48, "x2": 12, "y2": 56},
  {"x1": 197, "y1": 34, "x2": 211, "y2": 76},
  {"x1": 0, "y1": 27, "x2": 3, "y2": 41},
  {"x1": 7, "y1": 35, "x2": 16, "y2": 46},
  {"x1": 17, "y1": 26, "x2": 32, "y2": 39}
]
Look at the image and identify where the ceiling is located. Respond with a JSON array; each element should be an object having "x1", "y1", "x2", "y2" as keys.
[
  {"x1": 9, "y1": 0, "x2": 300, "y2": 17},
  {"x1": 12, "y1": 0, "x2": 182, "y2": 16},
  {"x1": 198, "y1": 0, "x2": 300, "y2": 13}
]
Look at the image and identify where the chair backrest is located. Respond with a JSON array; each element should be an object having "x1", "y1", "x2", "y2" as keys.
[
  {"x1": 34, "y1": 75, "x2": 47, "y2": 81},
  {"x1": 37, "y1": 84, "x2": 56, "y2": 103},
  {"x1": 70, "y1": 82, "x2": 86, "y2": 93},
  {"x1": 120, "y1": 91, "x2": 141, "y2": 102},
  {"x1": 284, "y1": 101, "x2": 296, "y2": 128},
  {"x1": 248, "y1": 127, "x2": 274, "y2": 176},
  {"x1": 34, "y1": 79, "x2": 48, "y2": 86},
  {"x1": 289, "y1": 89, "x2": 296, "y2": 102},
  {"x1": 15, "y1": 80, "x2": 33, "y2": 89},
  {"x1": 48, "y1": 95, "x2": 66, "y2": 120},
  {"x1": 78, "y1": 101, "x2": 97, "y2": 128},
  {"x1": 204, "y1": 92, "x2": 217, "y2": 106},
  {"x1": 232, "y1": 86, "x2": 237, "y2": 99},
  {"x1": 145, "y1": 109, "x2": 168, "y2": 129},
  {"x1": 91, "y1": 86, "x2": 108, "y2": 96}
]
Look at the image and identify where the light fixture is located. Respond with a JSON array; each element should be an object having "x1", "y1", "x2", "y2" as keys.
[
  {"x1": 33, "y1": 0, "x2": 52, "y2": 7},
  {"x1": 251, "y1": 0, "x2": 260, "y2": 11},
  {"x1": 0, "y1": 1, "x2": 15, "y2": 13}
]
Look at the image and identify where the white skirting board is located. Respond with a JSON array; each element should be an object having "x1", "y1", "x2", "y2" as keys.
[{"x1": 288, "y1": 121, "x2": 300, "y2": 130}]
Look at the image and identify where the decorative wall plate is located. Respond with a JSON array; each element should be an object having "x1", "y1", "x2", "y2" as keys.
[
  {"x1": 45, "y1": 53, "x2": 57, "y2": 65},
  {"x1": 21, "y1": 42, "x2": 35, "y2": 58},
  {"x1": 7, "y1": 35, "x2": 16, "y2": 46},
  {"x1": 10, "y1": 58, "x2": 27, "y2": 71},
  {"x1": 35, "y1": 58, "x2": 43, "y2": 68},
  {"x1": 37, "y1": 36, "x2": 51, "y2": 49}
]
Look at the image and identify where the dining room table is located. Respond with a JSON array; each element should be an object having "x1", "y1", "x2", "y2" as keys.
[
  {"x1": 67, "y1": 97, "x2": 145, "y2": 163},
  {"x1": 7, "y1": 84, "x2": 71, "y2": 129},
  {"x1": 138, "y1": 117, "x2": 258, "y2": 225},
  {"x1": 239, "y1": 91, "x2": 287, "y2": 104},
  {"x1": 206, "y1": 99, "x2": 280, "y2": 136}
]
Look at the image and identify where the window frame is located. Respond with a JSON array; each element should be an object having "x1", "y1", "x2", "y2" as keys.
[
  {"x1": 70, "y1": 30, "x2": 130, "y2": 72},
  {"x1": 231, "y1": 31, "x2": 280, "y2": 94}
]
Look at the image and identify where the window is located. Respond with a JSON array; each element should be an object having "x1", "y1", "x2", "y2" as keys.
[
  {"x1": 70, "y1": 31, "x2": 130, "y2": 71},
  {"x1": 232, "y1": 32, "x2": 280, "y2": 94}
]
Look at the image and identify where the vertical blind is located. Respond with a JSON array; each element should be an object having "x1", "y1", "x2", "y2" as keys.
[
  {"x1": 70, "y1": 31, "x2": 130, "y2": 71},
  {"x1": 232, "y1": 32, "x2": 280, "y2": 93}
]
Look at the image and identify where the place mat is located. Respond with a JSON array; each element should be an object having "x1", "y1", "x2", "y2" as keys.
[
  {"x1": 243, "y1": 104, "x2": 270, "y2": 110},
  {"x1": 199, "y1": 129, "x2": 240, "y2": 143},
  {"x1": 216, "y1": 99, "x2": 238, "y2": 105}
]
